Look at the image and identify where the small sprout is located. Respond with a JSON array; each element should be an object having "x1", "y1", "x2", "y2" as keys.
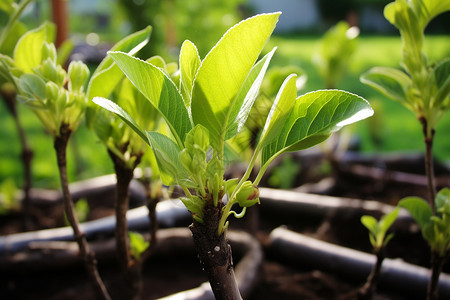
[
  {"x1": 359, "y1": 207, "x2": 399, "y2": 299},
  {"x1": 361, "y1": 207, "x2": 399, "y2": 251},
  {"x1": 399, "y1": 188, "x2": 450, "y2": 257},
  {"x1": 129, "y1": 231, "x2": 149, "y2": 260},
  {"x1": 64, "y1": 198, "x2": 90, "y2": 225}
]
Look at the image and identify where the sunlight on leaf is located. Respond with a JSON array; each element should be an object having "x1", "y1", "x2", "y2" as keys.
[
  {"x1": 13, "y1": 22, "x2": 55, "y2": 73},
  {"x1": 92, "y1": 97, "x2": 149, "y2": 144},
  {"x1": 261, "y1": 90, "x2": 373, "y2": 167},
  {"x1": 108, "y1": 51, "x2": 192, "y2": 147},
  {"x1": 191, "y1": 12, "x2": 280, "y2": 151},
  {"x1": 179, "y1": 40, "x2": 201, "y2": 106}
]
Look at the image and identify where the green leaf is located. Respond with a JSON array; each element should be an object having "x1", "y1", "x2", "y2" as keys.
[
  {"x1": 17, "y1": 73, "x2": 47, "y2": 107},
  {"x1": 313, "y1": 21, "x2": 358, "y2": 88},
  {"x1": 261, "y1": 90, "x2": 373, "y2": 167},
  {"x1": 225, "y1": 47, "x2": 277, "y2": 140},
  {"x1": 108, "y1": 51, "x2": 192, "y2": 147},
  {"x1": 87, "y1": 26, "x2": 151, "y2": 100},
  {"x1": 258, "y1": 73, "x2": 297, "y2": 150},
  {"x1": 191, "y1": 12, "x2": 280, "y2": 151},
  {"x1": 0, "y1": 21, "x2": 26, "y2": 56},
  {"x1": 422, "y1": 221, "x2": 436, "y2": 245},
  {"x1": 361, "y1": 215, "x2": 378, "y2": 235},
  {"x1": 379, "y1": 207, "x2": 400, "y2": 234},
  {"x1": 0, "y1": 54, "x2": 15, "y2": 84},
  {"x1": 384, "y1": 1, "x2": 422, "y2": 36},
  {"x1": 116, "y1": 77, "x2": 160, "y2": 132},
  {"x1": 435, "y1": 188, "x2": 450, "y2": 211},
  {"x1": 129, "y1": 232, "x2": 149, "y2": 260},
  {"x1": 146, "y1": 131, "x2": 193, "y2": 187},
  {"x1": 180, "y1": 197, "x2": 204, "y2": 220},
  {"x1": 0, "y1": 0, "x2": 14, "y2": 13},
  {"x1": 13, "y1": 22, "x2": 55, "y2": 73},
  {"x1": 74, "y1": 198, "x2": 89, "y2": 223},
  {"x1": 92, "y1": 97, "x2": 149, "y2": 144},
  {"x1": 433, "y1": 58, "x2": 450, "y2": 108},
  {"x1": 361, "y1": 66, "x2": 412, "y2": 104},
  {"x1": 179, "y1": 40, "x2": 201, "y2": 106},
  {"x1": 399, "y1": 196, "x2": 433, "y2": 229},
  {"x1": 383, "y1": 232, "x2": 395, "y2": 247},
  {"x1": 384, "y1": 1, "x2": 424, "y2": 70},
  {"x1": 147, "y1": 55, "x2": 166, "y2": 69},
  {"x1": 411, "y1": 0, "x2": 450, "y2": 29}
]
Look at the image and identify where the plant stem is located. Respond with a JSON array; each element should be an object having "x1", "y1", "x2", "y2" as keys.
[
  {"x1": 420, "y1": 116, "x2": 436, "y2": 213},
  {"x1": 108, "y1": 150, "x2": 142, "y2": 300},
  {"x1": 0, "y1": 0, "x2": 33, "y2": 48},
  {"x1": 140, "y1": 176, "x2": 160, "y2": 261},
  {"x1": 358, "y1": 249, "x2": 384, "y2": 300},
  {"x1": 1, "y1": 88, "x2": 33, "y2": 230},
  {"x1": 427, "y1": 252, "x2": 447, "y2": 300},
  {"x1": 218, "y1": 150, "x2": 260, "y2": 235},
  {"x1": 190, "y1": 200, "x2": 242, "y2": 300},
  {"x1": 54, "y1": 124, "x2": 111, "y2": 300}
]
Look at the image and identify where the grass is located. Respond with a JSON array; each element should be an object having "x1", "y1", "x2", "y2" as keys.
[
  {"x1": 265, "y1": 34, "x2": 450, "y2": 161},
  {"x1": 1, "y1": 34, "x2": 449, "y2": 189}
]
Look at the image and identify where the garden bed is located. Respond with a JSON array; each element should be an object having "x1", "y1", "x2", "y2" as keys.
[{"x1": 1, "y1": 153, "x2": 450, "y2": 299}]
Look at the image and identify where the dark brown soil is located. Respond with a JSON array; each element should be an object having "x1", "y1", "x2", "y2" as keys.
[{"x1": 1, "y1": 161, "x2": 449, "y2": 299}]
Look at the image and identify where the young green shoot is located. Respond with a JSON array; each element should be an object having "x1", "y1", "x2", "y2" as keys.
[
  {"x1": 361, "y1": 1, "x2": 450, "y2": 298},
  {"x1": 399, "y1": 188, "x2": 450, "y2": 300},
  {"x1": 359, "y1": 208, "x2": 399, "y2": 299},
  {"x1": 361, "y1": 0, "x2": 450, "y2": 211},
  {"x1": 6, "y1": 22, "x2": 111, "y2": 300},
  {"x1": 87, "y1": 26, "x2": 169, "y2": 300},
  {"x1": 94, "y1": 12, "x2": 374, "y2": 299}
]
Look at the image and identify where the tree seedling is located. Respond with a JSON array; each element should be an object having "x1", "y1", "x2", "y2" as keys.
[
  {"x1": 95, "y1": 12, "x2": 374, "y2": 299},
  {"x1": 361, "y1": 0, "x2": 450, "y2": 210},
  {"x1": 361, "y1": 1, "x2": 449, "y2": 298},
  {"x1": 399, "y1": 188, "x2": 450, "y2": 300},
  {"x1": 86, "y1": 26, "x2": 169, "y2": 299},
  {"x1": 4, "y1": 22, "x2": 111, "y2": 300},
  {"x1": 313, "y1": 20, "x2": 359, "y2": 90},
  {"x1": 359, "y1": 208, "x2": 399, "y2": 299}
]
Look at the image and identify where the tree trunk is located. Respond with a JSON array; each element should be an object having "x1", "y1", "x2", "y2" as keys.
[
  {"x1": 190, "y1": 201, "x2": 242, "y2": 300},
  {"x1": 108, "y1": 150, "x2": 142, "y2": 300},
  {"x1": 427, "y1": 252, "x2": 446, "y2": 300}
]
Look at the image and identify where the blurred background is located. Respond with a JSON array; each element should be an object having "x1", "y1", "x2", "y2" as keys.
[{"x1": 1, "y1": 0, "x2": 449, "y2": 189}]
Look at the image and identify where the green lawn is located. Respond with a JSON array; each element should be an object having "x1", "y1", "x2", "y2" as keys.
[
  {"x1": 1, "y1": 34, "x2": 449, "y2": 189},
  {"x1": 265, "y1": 34, "x2": 450, "y2": 161}
]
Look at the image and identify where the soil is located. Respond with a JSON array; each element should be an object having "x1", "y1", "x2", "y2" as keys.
[{"x1": 1, "y1": 155, "x2": 449, "y2": 299}]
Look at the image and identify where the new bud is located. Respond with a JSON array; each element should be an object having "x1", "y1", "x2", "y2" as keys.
[
  {"x1": 184, "y1": 124, "x2": 209, "y2": 151},
  {"x1": 68, "y1": 61, "x2": 90, "y2": 93},
  {"x1": 41, "y1": 42, "x2": 57, "y2": 63},
  {"x1": 236, "y1": 181, "x2": 260, "y2": 208}
]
